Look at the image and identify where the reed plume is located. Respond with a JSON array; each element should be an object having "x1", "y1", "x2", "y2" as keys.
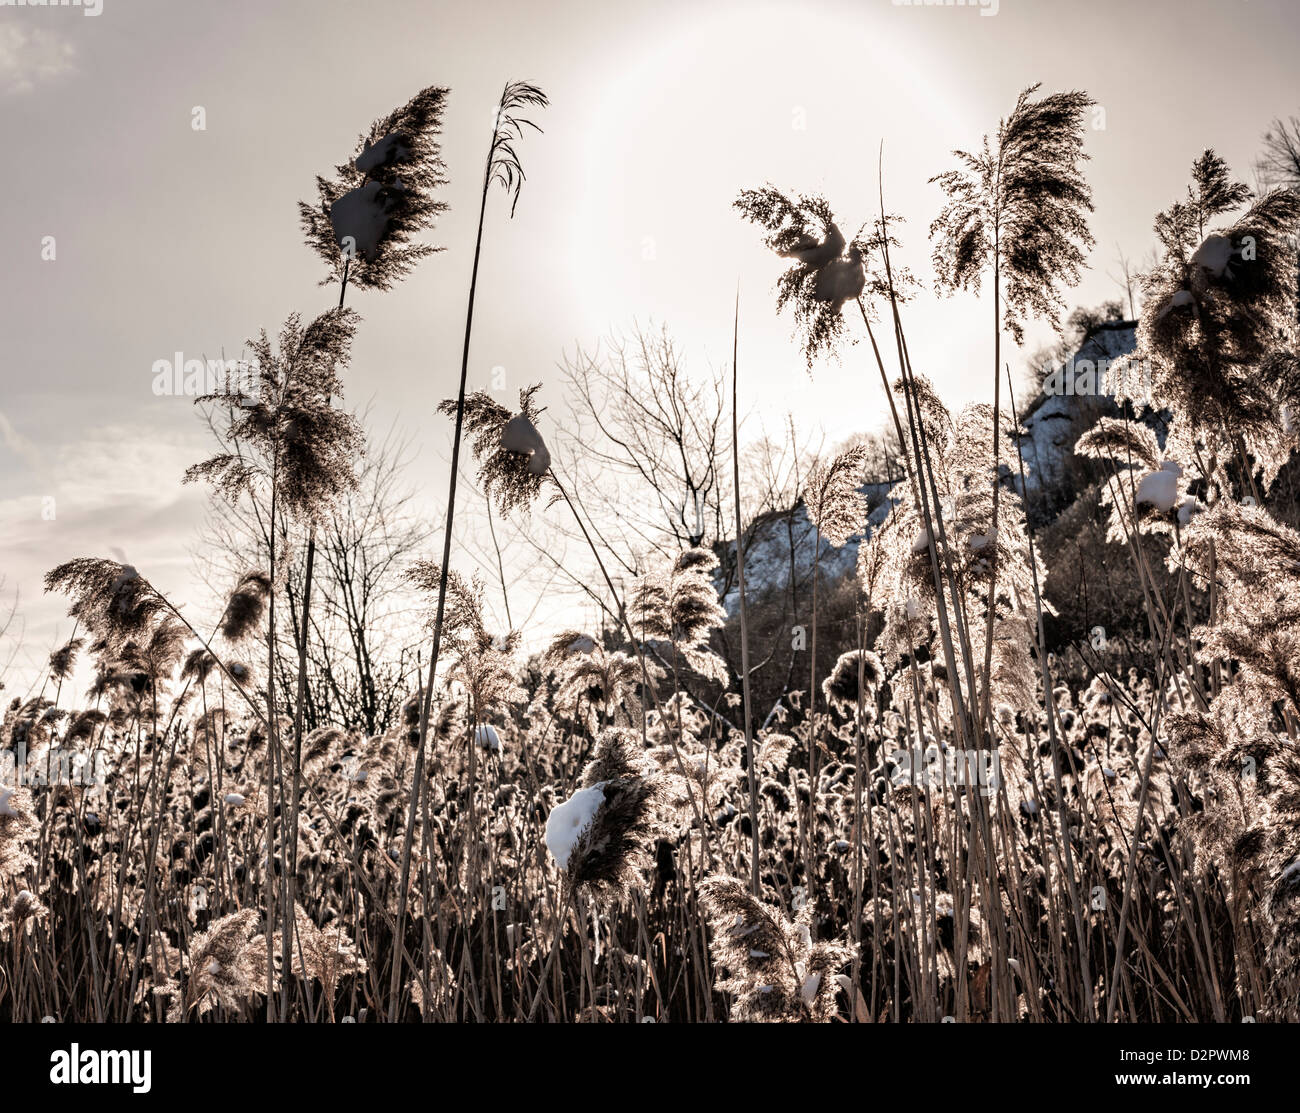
[{"x1": 299, "y1": 85, "x2": 450, "y2": 291}]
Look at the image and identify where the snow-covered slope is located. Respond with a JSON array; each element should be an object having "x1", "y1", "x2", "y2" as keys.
[
  {"x1": 1017, "y1": 321, "x2": 1137, "y2": 494},
  {"x1": 717, "y1": 324, "x2": 1143, "y2": 609},
  {"x1": 720, "y1": 480, "x2": 899, "y2": 613}
]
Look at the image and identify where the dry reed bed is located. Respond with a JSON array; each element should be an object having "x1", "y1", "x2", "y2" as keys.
[{"x1": 2, "y1": 82, "x2": 1299, "y2": 1023}]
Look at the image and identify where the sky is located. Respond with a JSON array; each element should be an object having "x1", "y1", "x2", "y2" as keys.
[{"x1": 1, "y1": 0, "x2": 1297, "y2": 696}]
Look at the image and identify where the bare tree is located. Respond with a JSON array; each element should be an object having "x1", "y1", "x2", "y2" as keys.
[
  {"x1": 1258, "y1": 114, "x2": 1300, "y2": 188},
  {"x1": 1107, "y1": 244, "x2": 1138, "y2": 319},
  {"x1": 557, "y1": 323, "x2": 730, "y2": 561},
  {"x1": 307, "y1": 426, "x2": 431, "y2": 733},
  {"x1": 0, "y1": 577, "x2": 22, "y2": 696},
  {"x1": 831, "y1": 427, "x2": 904, "y2": 486},
  {"x1": 195, "y1": 415, "x2": 429, "y2": 734}
]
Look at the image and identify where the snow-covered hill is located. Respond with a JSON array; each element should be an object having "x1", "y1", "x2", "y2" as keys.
[
  {"x1": 720, "y1": 480, "x2": 899, "y2": 613},
  {"x1": 718, "y1": 321, "x2": 1145, "y2": 608},
  {"x1": 1016, "y1": 320, "x2": 1137, "y2": 494}
]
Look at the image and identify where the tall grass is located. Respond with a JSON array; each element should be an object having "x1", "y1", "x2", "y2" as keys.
[{"x1": 390, "y1": 81, "x2": 547, "y2": 1019}]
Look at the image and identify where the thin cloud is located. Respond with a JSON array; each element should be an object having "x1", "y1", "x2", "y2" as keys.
[
  {"x1": 0, "y1": 24, "x2": 76, "y2": 95},
  {"x1": 0, "y1": 408, "x2": 38, "y2": 466}
]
